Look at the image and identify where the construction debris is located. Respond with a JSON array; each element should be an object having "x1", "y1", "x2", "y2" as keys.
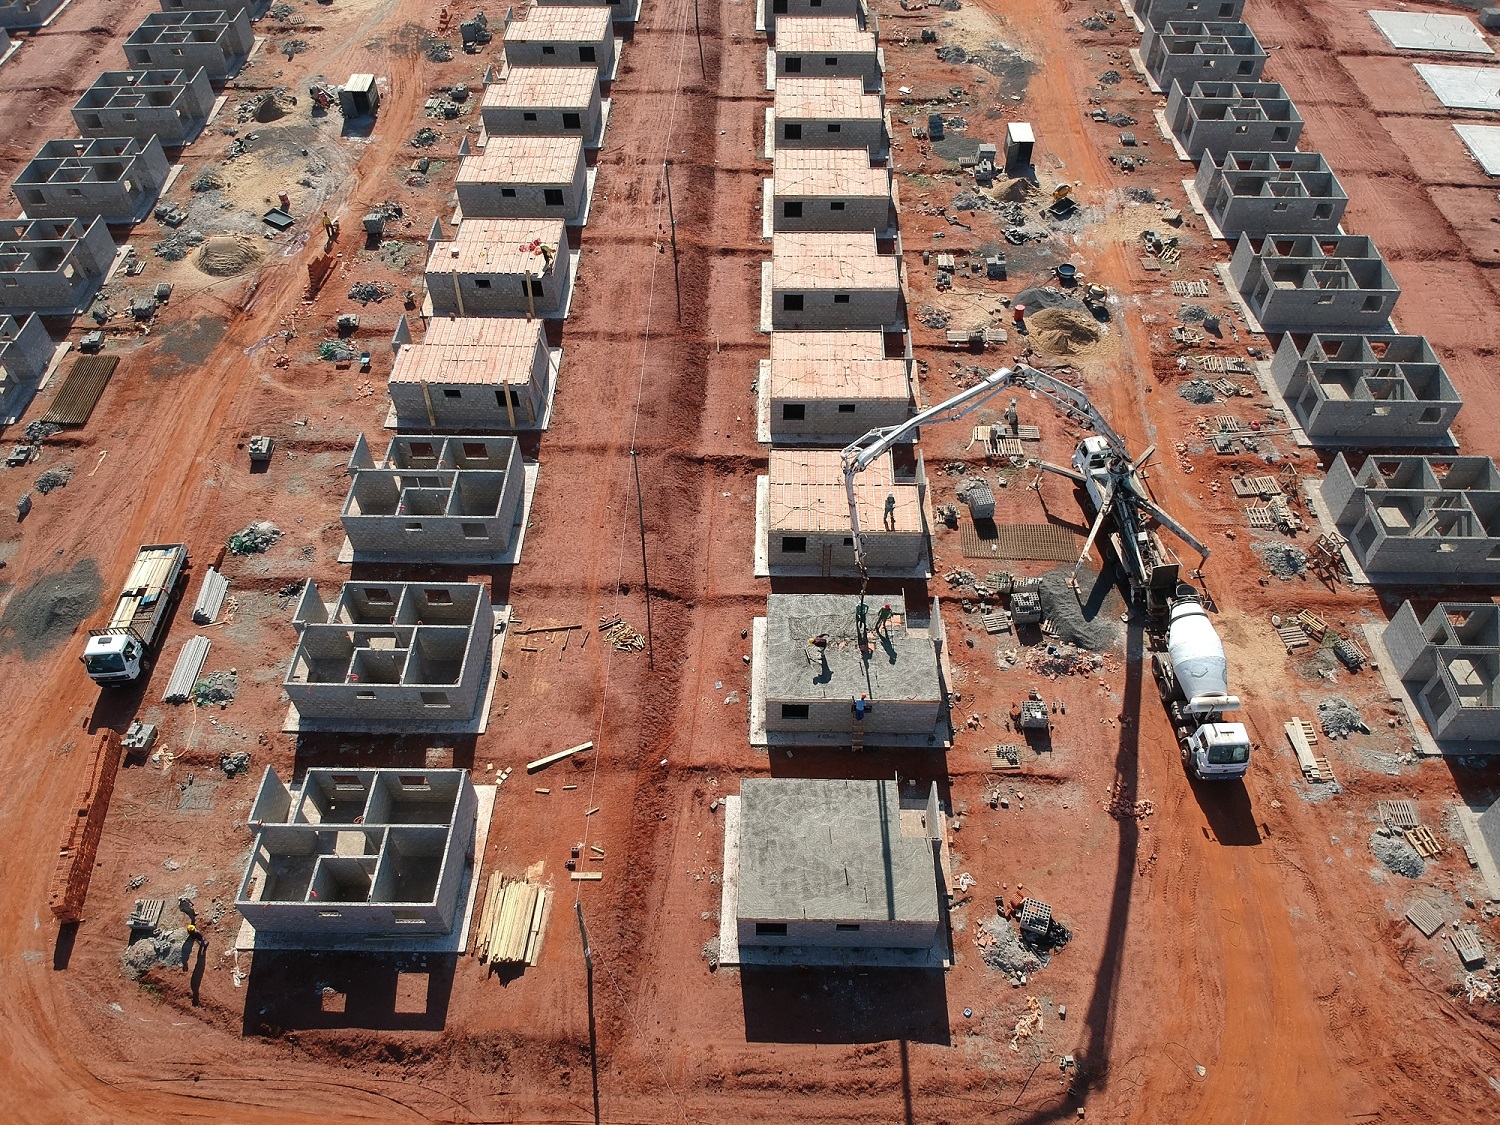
[
  {"x1": 1370, "y1": 829, "x2": 1424, "y2": 879},
  {"x1": 220, "y1": 751, "x2": 252, "y2": 778},
  {"x1": 34, "y1": 465, "x2": 73, "y2": 494},
  {"x1": 1260, "y1": 544, "x2": 1308, "y2": 579},
  {"x1": 599, "y1": 615, "x2": 646, "y2": 651},
  {"x1": 1317, "y1": 696, "x2": 1367, "y2": 738},
  {"x1": 1009, "y1": 995, "x2": 1045, "y2": 1050},
  {"x1": 193, "y1": 670, "x2": 237, "y2": 707},
  {"x1": 526, "y1": 741, "x2": 592, "y2": 773},
  {"x1": 227, "y1": 521, "x2": 282, "y2": 555}
]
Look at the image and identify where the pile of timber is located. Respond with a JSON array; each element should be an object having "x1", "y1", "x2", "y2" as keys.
[{"x1": 475, "y1": 875, "x2": 551, "y2": 966}]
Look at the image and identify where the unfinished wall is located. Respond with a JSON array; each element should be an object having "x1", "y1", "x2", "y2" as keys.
[
  {"x1": 1165, "y1": 80, "x2": 1303, "y2": 160},
  {"x1": 1270, "y1": 333, "x2": 1460, "y2": 445},
  {"x1": 0, "y1": 0, "x2": 65, "y2": 29},
  {"x1": 237, "y1": 767, "x2": 478, "y2": 937},
  {"x1": 537, "y1": 0, "x2": 642, "y2": 22},
  {"x1": 1383, "y1": 602, "x2": 1500, "y2": 741},
  {"x1": 455, "y1": 136, "x2": 588, "y2": 224},
  {"x1": 480, "y1": 67, "x2": 605, "y2": 147},
  {"x1": 774, "y1": 78, "x2": 888, "y2": 156},
  {"x1": 0, "y1": 312, "x2": 52, "y2": 411},
  {"x1": 1323, "y1": 454, "x2": 1500, "y2": 583},
  {"x1": 0, "y1": 217, "x2": 116, "y2": 317},
  {"x1": 1194, "y1": 150, "x2": 1347, "y2": 239},
  {"x1": 12, "y1": 136, "x2": 170, "y2": 223},
  {"x1": 389, "y1": 316, "x2": 554, "y2": 430},
  {"x1": 774, "y1": 18, "x2": 881, "y2": 91},
  {"x1": 1137, "y1": 0, "x2": 1244, "y2": 29},
  {"x1": 123, "y1": 9, "x2": 254, "y2": 79},
  {"x1": 284, "y1": 582, "x2": 495, "y2": 729},
  {"x1": 72, "y1": 68, "x2": 215, "y2": 145},
  {"x1": 765, "y1": 329, "x2": 911, "y2": 440},
  {"x1": 766, "y1": 0, "x2": 869, "y2": 29},
  {"x1": 158, "y1": 0, "x2": 268, "y2": 15},
  {"x1": 1229, "y1": 234, "x2": 1399, "y2": 332},
  {"x1": 1144, "y1": 22, "x2": 1267, "y2": 92},
  {"x1": 341, "y1": 434, "x2": 528, "y2": 563}
]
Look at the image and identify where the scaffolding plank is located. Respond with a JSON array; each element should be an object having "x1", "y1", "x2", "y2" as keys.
[
  {"x1": 162, "y1": 635, "x2": 210, "y2": 703},
  {"x1": 1405, "y1": 900, "x2": 1445, "y2": 938},
  {"x1": 40, "y1": 355, "x2": 120, "y2": 426}
]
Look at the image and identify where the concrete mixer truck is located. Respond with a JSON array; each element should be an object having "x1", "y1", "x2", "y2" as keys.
[{"x1": 1151, "y1": 595, "x2": 1251, "y2": 780}]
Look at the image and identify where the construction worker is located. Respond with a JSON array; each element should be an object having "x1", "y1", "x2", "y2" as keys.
[
  {"x1": 883, "y1": 492, "x2": 897, "y2": 530},
  {"x1": 806, "y1": 633, "x2": 830, "y2": 664},
  {"x1": 854, "y1": 694, "x2": 868, "y2": 722},
  {"x1": 855, "y1": 599, "x2": 868, "y2": 636},
  {"x1": 875, "y1": 603, "x2": 894, "y2": 636},
  {"x1": 1004, "y1": 399, "x2": 1020, "y2": 435}
]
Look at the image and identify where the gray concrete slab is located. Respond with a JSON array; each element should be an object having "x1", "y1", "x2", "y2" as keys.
[
  {"x1": 1416, "y1": 63, "x2": 1500, "y2": 109},
  {"x1": 1455, "y1": 123, "x2": 1500, "y2": 175},
  {"x1": 1369, "y1": 11, "x2": 1492, "y2": 55},
  {"x1": 765, "y1": 593, "x2": 939, "y2": 704}
]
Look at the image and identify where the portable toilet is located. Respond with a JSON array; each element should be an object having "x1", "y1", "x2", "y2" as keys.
[{"x1": 1005, "y1": 122, "x2": 1034, "y2": 172}]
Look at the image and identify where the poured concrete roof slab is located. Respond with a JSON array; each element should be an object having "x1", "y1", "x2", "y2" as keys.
[
  {"x1": 1369, "y1": 11, "x2": 1492, "y2": 55},
  {"x1": 1416, "y1": 63, "x2": 1500, "y2": 109},
  {"x1": 1455, "y1": 123, "x2": 1500, "y2": 175}
]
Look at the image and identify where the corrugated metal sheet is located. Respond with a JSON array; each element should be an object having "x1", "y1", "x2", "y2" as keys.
[
  {"x1": 40, "y1": 355, "x2": 119, "y2": 426},
  {"x1": 163, "y1": 635, "x2": 210, "y2": 703},
  {"x1": 192, "y1": 567, "x2": 229, "y2": 624}
]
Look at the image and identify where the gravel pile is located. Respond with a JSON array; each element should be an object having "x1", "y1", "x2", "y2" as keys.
[
  {"x1": 980, "y1": 916, "x2": 1042, "y2": 975},
  {"x1": 194, "y1": 670, "x2": 238, "y2": 707},
  {"x1": 411, "y1": 127, "x2": 440, "y2": 147},
  {"x1": 1037, "y1": 565, "x2": 1123, "y2": 651},
  {"x1": 1178, "y1": 378, "x2": 1216, "y2": 404},
  {"x1": 121, "y1": 928, "x2": 188, "y2": 979},
  {"x1": 348, "y1": 281, "x2": 389, "y2": 303},
  {"x1": 936, "y1": 45, "x2": 968, "y2": 63},
  {"x1": 152, "y1": 229, "x2": 205, "y2": 261},
  {"x1": 1126, "y1": 187, "x2": 1156, "y2": 203},
  {"x1": 34, "y1": 465, "x2": 73, "y2": 494},
  {"x1": 1098, "y1": 69, "x2": 1123, "y2": 84},
  {"x1": 189, "y1": 168, "x2": 225, "y2": 193},
  {"x1": 1013, "y1": 286, "x2": 1082, "y2": 313},
  {"x1": 1179, "y1": 304, "x2": 1212, "y2": 323},
  {"x1": 0, "y1": 559, "x2": 101, "y2": 659},
  {"x1": 23, "y1": 421, "x2": 60, "y2": 442},
  {"x1": 227, "y1": 521, "x2": 282, "y2": 556},
  {"x1": 1317, "y1": 696, "x2": 1366, "y2": 737},
  {"x1": 1260, "y1": 544, "x2": 1308, "y2": 579},
  {"x1": 951, "y1": 191, "x2": 987, "y2": 212},
  {"x1": 1370, "y1": 830, "x2": 1424, "y2": 879},
  {"x1": 220, "y1": 751, "x2": 252, "y2": 777}
]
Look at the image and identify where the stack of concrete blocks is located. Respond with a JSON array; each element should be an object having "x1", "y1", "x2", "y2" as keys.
[
  {"x1": 0, "y1": 0, "x2": 65, "y2": 28},
  {"x1": 424, "y1": 218, "x2": 571, "y2": 318},
  {"x1": 1228, "y1": 234, "x2": 1399, "y2": 333},
  {"x1": 754, "y1": 591, "x2": 944, "y2": 741},
  {"x1": 768, "y1": 231, "x2": 902, "y2": 330},
  {"x1": 1166, "y1": 81, "x2": 1303, "y2": 160},
  {"x1": 480, "y1": 66, "x2": 606, "y2": 149},
  {"x1": 236, "y1": 767, "x2": 478, "y2": 938},
  {"x1": 1194, "y1": 151, "x2": 1347, "y2": 239},
  {"x1": 759, "y1": 448, "x2": 927, "y2": 575},
  {"x1": 1270, "y1": 333, "x2": 1462, "y2": 446},
  {"x1": 388, "y1": 316, "x2": 557, "y2": 431},
  {"x1": 769, "y1": 147, "x2": 895, "y2": 234},
  {"x1": 1322, "y1": 454, "x2": 1500, "y2": 583},
  {"x1": 501, "y1": 6, "x2": 617, "y2": 84},
  {"x1": 772, "y1": 77, "x2": 890, "y2": 159},
  {"x1": 123, "y1": 9, "x2": 254, "y2": 79},
  {"x1": 283, "y1": 581, "x2": 495, "y2": 729},
  {"x1": 72, "y1": 68, "x2": 216, "y2": 146},
  {"x1": 341, "y1": 434, "x2": 529, "y2": 564},
  {"x1": 732, "y1": 777, "x2": 942, "y2": 958},
  {"x1": 762, "y1": 329, "x2": 912, "y2": 442},
  {"x1": 455, "y1": 136, "x2": 589, "y2": 225},
  {"x1": 1146, "y1": 21, "x2": 1267, "y2": 94},
  {"x1": 11, "y1": 137, "x2": 171, "y2": 223},
  {"x1": 0, "y1": 218, "x2": 115, "y2": 317},
  {"x1": 0, "y1": 312, "x2": 52, "y2": 422},
  {"x1": 536, "y1": 0, "x2": 642, "y2": 24},
  {"x1": 773, "y1": 17, "x2": 882, "y2": 93},
  {"x1": 1382, "y1": 602, "x2": 1500, "y2": 743}
]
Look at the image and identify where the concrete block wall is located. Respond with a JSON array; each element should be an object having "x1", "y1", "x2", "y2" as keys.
[
  {"x1": 1381, "y1": 601, "x2": 1432, "y2": 681},
  {"x1": 1165, "y1": 80, "x2": 1303, "y2": 161},
  {"x1": 1383, "y1": 603, "x2": 1500, "y2": 741},
  {"x1": 767, "y1": 525, "x2": 925, "y2": 571},
  {"x1": 1269, "y1": 333, "x2": 1460, "y2": 445},
  {"x1": 776, "y1": 112, "x2": 887, "y2": 155},
  {"x1": 1137, "y1": 0, "x2": 1244, "y2": 32},
  {"x1": 501, "y1": 8, "x2": 617, "y2": 79},
  {"x1": 158, "y1": 0, "x2": 268, "y2": 15},
  {"x1": 72, "y1": 68, "x2": 216, "y2": 145},
  {"x1": 341, "y1": 434, "x2": 527, "y2": 561},
  {"x1": 479, "y1": 67, "x2": 604, "y2": 147},
  {"x1": 237, "y1": 767, "x2": 478, "y2": 938},
  {"x1": 0, "y1": 217, "x2": 116, "y2": 317},
  {"x1": 767, "y1": 0, "x2": 869, "y2": 29},
  {"x1": 0, "y1": 312, "x2": 53, "y2": 386},
  {"x1": 770, "y1": 384, "x2": 910, "y2": 439},
  {"x1": 738, "y1": 915, "x2": 940, "y2": 950},
  {"x1": 772, "y1": 284, "x2": 901, "y2": 329},
  {"x1": 1229, "y1": 234, "x2": 1399, "y2": 333},
  {"x1": 284, "y1": 582, "x2": 494, "y2": 727},
  {"x1": 123, "y1": 9, "x2": 255, "y2": 79},
  {"x1": 0, "y1": 0, "x2": 65, "y2": 29},
  {"x1": 537, "y1": 0, "x2": 643, "y2": 22},
  {"x1": 767, "y1": 695, "x2": 940, "y2": 734},
  {"x1": 12, "y1": 136, "x2": 171, "y2": 223},
  {"x1": 389, "y1": 326, "x2": 553, "y2": 430},
  {"x1": 455, "y1": 138, "x2": 588, "y2": 224},
  {"x1": 426, "y1": 232, "x2": 572, "y2": 318},
  {"x1": 1194, "y1": 150, "x2": 1347, "y2": 239},
  {"x1": 771, "y1": 187, "x2": 893, "y2": 233},
  {"x1": 1145, "y1": 22, "x2": 1267, "y2": 93}
]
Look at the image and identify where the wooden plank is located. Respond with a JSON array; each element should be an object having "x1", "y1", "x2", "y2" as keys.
[
  {"x1": 528, "y1": 887, "x2": 554, "y2": 967},
  {"x1": 524, "y1": 887, "x2": 549, "y2": 965},
  {"x1": 527, "y1": 741, "x2": 593, "y2": 772},
  {"x1": 1284, "y1": 719, "x2": 1319, "y2": 775},
  {"x1": 475, "y1": 874, "x2": 502, "y2": 958},
  {"x1": 570, "y1": 871, "x2": 604, "y2": 881},
  {"x1": 1406, "y1": 826, "x2": 1441, "y2": 858}
]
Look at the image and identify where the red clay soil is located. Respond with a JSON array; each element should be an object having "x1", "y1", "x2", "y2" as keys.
[{"x1": 0, "y1": 0, "x2": 1497, "y2": 1122}]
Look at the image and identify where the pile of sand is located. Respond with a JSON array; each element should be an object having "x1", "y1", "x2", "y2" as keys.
[
  {"x1": 194, "y1": 236, "x2": 263, "y2": 278},
  {"x1": 1027, "y1": 306, "x2": 1102, "y2": 357}
]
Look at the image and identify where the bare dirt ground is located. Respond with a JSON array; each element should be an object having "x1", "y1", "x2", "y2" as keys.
[{"x1": 1, "y1": 0, "x2": 1499, "y2": 1122}]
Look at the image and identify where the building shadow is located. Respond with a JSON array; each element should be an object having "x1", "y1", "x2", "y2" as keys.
[
  {"x1": 740, "y1": 966, "x2": 950, "y2": 1045},
  {"x1": 242, "y1": 951, "x2": 455, "y2": 1035}
]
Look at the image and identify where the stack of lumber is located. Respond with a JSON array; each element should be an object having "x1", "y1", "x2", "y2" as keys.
[{"x1": 474, "y1": 875, "x2": 551, "y2": 966}]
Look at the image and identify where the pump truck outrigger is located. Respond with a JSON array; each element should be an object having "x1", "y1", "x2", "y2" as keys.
[{"x1": 81, "y1": 544, "x2": 189, "y2": 686}]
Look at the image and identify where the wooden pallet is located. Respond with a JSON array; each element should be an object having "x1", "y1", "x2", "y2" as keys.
[
  {"x1": 1276, "y1": 624, "x2": 1310, "y2": 649},
  {"x1": 980, "y1": 612, "x2": 1011, "y2": 635},
  {"x1": 1453, "y1": 925, "x2": 1487, "y2": 969},
  {"x1": 987, "y1": 744, "x2": 1022, "y2": 772},
  {"x1": 1294, "y1": 609, "x2": 1328, "y2": 641},
  {"x1": 1405, "y1": 826, "x2": 1441, "y2": 858},
  {"x1": 1171, "y1": 279, "x2": 1211, "y2": 297},
  {"x1": 1405, "y1": 900, "x2": 1445, "y2": 938},
  {"x1": 1213, "y1": 415, "x2": 1241, "y2": 433},
  {"x1": 1250, "y1": 474, "x2": 1282, "y2": 497},
  {"x1": 1285, "y1": 719, "x2": 1336, "y2": 782},
  {"x1": 1016, "y1": 424, "x2": 1041, "y2": 441},
  {"x1": 1377, "y1": 799, "x2": 1419, "y2": 830},
  {"x1": 1193, "y1": 354, "x2": 1227, "y2": 374},
  {"x1": 1246, "y1": 506, "x2": 1274, "y2": 529},
  {"x1": 1231, "y1": 476, "x2": 1261, "y2": 498}
]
